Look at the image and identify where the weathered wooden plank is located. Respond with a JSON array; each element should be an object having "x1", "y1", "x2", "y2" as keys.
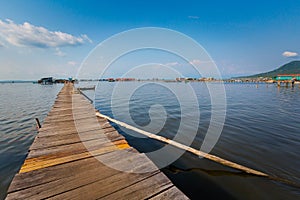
[
  {"x1": 28, "y1": 137, "x2": 111, "y2": 158},
  {"x1": 38, "y1": 122, "x2": 101, "y2": 134},
  {"x1": 100, "y1": 172, "x2": 173, "y2": 200},
  {"x1": 29, "y1": 130, "x2": 106, "y2": 150},
  {"x1": 45, "y1": 106, "x2": 95, "y2": 114},
  {"x1": 21, "y1": 144, "x2": 129, "y2": 173},
  {"x1": 48, "y1": 171, "x2": 160, "y2": 200},
  {"x1": 30, "y1": 127, "x2": 122, "y2": 151},
  {"x1": 95, "y1": 148, "x2": 158, "y2": 173},
  {"x1": 27, "y1": 137, "x2": 129, "y2": 159},
  {"x1": 43, "y1": 114, "x2": 94, "y2": 123},
  {"x1": 7, "y1": 164, "x2": 119, "y2": 199},
  {"x1": 36, "y1": 128, "x2": 105, "y2": 140},
  {"x1": 8, "y1": 155, "x2": 103, "y2": 193},
  {"x1": 46, "y1": 111, "x2": 99, "y2": 119},
  {"x1": 105, "y1": 130, "x2": 125, "y2": 141},
  {"x1": 42, "y1": 117, "x2": 101, "y2": 129},
  {"x1": 9, "y1": 148, "x2": 138, "y2": 193},
  {"x1": 8, "y1": 152, "x2": 157, "y2": 199},
  {"x1": 37, "y1": 127, "x2": 80, "y2": 137},
  {"x1": 36, "y1": 121, "x2": 112, "y2": 138},
  {"x1": 149, "y1": 186, "x2": 189, "y2": 200}
]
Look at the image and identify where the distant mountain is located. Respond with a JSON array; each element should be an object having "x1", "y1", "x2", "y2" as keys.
[{"x1": 238, "y1": 60, "x2": 300, "y2": 78}]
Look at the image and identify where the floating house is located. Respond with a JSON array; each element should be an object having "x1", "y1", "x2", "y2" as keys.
[
  {"x1": 275, "y1": 74, "x2": 300, "y2": 81},
  {"x1": 115, "y1": 78, "x2": 135, "y2": 81},
  {"x1": 38, "y1": 77, "x2": 54, "y2": 84},
  {"x1": 37, "y1": 77, "x2": 70, "y2": 84},
  {"x1": 107, "y1": 78, "x2": 115, "y2": 82}
]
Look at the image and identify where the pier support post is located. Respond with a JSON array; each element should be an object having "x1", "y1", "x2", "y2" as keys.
[
  {"x1": 35, "y1": 118, "x2": 41, "y2": 130},
  {"x1": 277, "y1": 81, "x2": 281, "y2": 87}
]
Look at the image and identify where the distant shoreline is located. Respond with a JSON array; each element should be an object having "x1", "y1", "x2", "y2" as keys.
[{"x1": 0, "y1": 80, "x2": 35, "y2": 83}]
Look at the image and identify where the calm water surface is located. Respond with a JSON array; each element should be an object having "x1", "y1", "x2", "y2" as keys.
[
  {"x1": 0, "y1": 82, "x2": 299, "y2": 199},
  {"x1": 0, "y1": 83, "x2": 63, "y2": 200}
]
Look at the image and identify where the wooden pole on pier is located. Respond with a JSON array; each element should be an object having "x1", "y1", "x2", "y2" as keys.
[{"x1": 95, "y1": 112, "x2": 300, "y2": 188}]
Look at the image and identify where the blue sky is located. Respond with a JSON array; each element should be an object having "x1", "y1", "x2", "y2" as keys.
[{"x1": 0, "y1": 0, "x2": 300, "y2": 79}]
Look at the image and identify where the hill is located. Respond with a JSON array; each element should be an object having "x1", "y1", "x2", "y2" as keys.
[{"x1": 238, "y1": 60, "x2": 300, "y2": 78}]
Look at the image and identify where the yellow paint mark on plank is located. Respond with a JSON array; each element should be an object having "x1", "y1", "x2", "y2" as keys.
[
  {"x1": 20, "y1": 144, "x2": 130, "y2": 174},
  {"x1": 116, "y1": 143, "x2": 131, "y2": 149}
]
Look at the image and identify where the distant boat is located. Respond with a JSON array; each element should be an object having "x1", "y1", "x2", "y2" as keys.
[{"x1": 77, "y1": 85, "x2": 95, "y2": 90}]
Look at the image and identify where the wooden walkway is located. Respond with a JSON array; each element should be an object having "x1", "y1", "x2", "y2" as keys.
[{"x1": 6, "y1": 83, "x2": 188, "y2": 200}]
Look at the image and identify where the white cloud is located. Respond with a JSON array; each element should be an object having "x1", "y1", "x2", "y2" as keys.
[
  {"x1": 189, "y1": 59, "x2": 202, "y2": 65},
  {"x1": 81, "y1": 34, "x2": 92, "y2": 43},
  {"x1": 165, "y1": 60, "x2": 214, "y2": 67},
  {"x1": 54, "y1": 48, "x2": 66, "y2": 57},
  {"x1": 67, "y1": 61, "x2": 77, "y2": 66},
  {"x1": 165, "y1": 62, "x2": 180, "y2": 67},
  {"x1": 0, "y1": 19, "x2": 92, "y2": 48},
  {"x1": 188, "y1": 16, "x2": 200, "y2": 19},
  {"x1": 282, "y1": 51, "x2": 298, "y2": 57},
  {"x1": 189, "y1": 59, "x2": 215, "y2": 66}
]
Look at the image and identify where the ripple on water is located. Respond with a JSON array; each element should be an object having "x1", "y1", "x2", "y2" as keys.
[
  {"x1": 0, "y1": 83, "x2": 63, "y2": 199},
  {"x1": 93, "y1": 82, "x2": 300, "y2": 199},
  {"x1": 1, "y1": 83, "x2": 299, "y2": 199}
]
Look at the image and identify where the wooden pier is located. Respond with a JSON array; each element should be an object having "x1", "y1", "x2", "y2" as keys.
[{"x1": 6, "y1": 83, "x2": 188, "y2": 199}]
